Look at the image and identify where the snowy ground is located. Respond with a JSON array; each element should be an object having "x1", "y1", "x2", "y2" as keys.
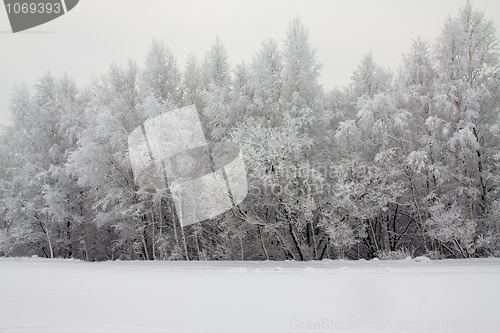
[{"x1": 0, "y1": 257, "x2": 499, "y2": 333}]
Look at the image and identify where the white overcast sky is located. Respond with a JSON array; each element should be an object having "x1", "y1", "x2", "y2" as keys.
[{"x1": 1, "y1": 0, "x2": 499, "y2": 126}]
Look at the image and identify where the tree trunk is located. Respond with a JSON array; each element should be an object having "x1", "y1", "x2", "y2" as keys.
[
  {"x1": 407, "y1": 168, "x2": 428, "y2": 253},
  {"x1": 258, "y1": 226, "x2": 269, "y2": 260},
  {"x1": 150, "y1": 206, "x2": 156, "y2": 260},
  {"x1": 169, "y1": 199, "x2": 180, "y2": 247},
  {"x1": 309, "y1": 222, "x2": 318, "y2": 259},
  {"x1": 239, "y1": 232, "x2": 244, "y2": 261},
  {"x1": 194, "y1": 228, "x2": 202, "y2": 260},
  {"x1": 139, "y1": 229, "x2": 149, "y2": 261},
  {"x1": 288, "y1": 222, "x2": 304, "y2": 261},
  {"x1": 178, "y1": 208, "x2": 189, "y2": 261},
  {"x1": 66, "y1": 219, "x2": 72, "y2": 258},
  {"x1": 379, "y1": 216, "x2": 390, "y2": 251},
  {"x1": 37, "y1": 215, "x2": 53, "y2": 259},
  {"x1": 275, "y1": 232, "x2": 295, "y2": 260},
  {"x1": 368, "y1": 218, "x2": 380, "y2": 254}
]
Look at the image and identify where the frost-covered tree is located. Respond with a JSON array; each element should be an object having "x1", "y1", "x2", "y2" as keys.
[
  {"x1": 228, "y1": 62, "x2": 253, "y2": 126},
  {"x1": 231, "y1": 115, "x2": 325, "y2": 260},
  {"x1": 282, "y1": 17, "x2": 322, "y2": 111},
  {"x1": 425, "y1": 201, "x2": 477, "y2": 257},
  {"x1": 401, "y1": 38, "x2": 436, "y2": 96},
  {"x1": 142, "y1": 39, "x2": 182, "y2": 105},
  {"x1": 0, "y1": 74, "x2": 90, "y2": 258},
  {"x1": 182, "y1": 53, "x2": 203, "y2": 109},
  {"x1": 431, "y1": 0, "x2": 499, "y2": 248},
  {"x1": 202, "y1": 37, "x2": 231, "y2": 90},
  {"x1": 66, "y1": 62, "x2": 155, "y2": 260},
  {"x1": 351, "y1": 52, "x2": 392, "y2": 99},
  {"x1": 250, "y1": 38, "x2": 282, "y2": 124},
  {"x1": 201, "y1": 38, "x2": 233, "y2": 141}
]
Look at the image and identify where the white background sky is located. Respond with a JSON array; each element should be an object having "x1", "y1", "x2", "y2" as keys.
[{"x1": 0, "y1": 0, "x2": 499, "y2": 126}]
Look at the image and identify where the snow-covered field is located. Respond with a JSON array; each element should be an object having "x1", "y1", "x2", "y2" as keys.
[{"x1": 0, "y1": 257, "x2": 499, "y2": 333}]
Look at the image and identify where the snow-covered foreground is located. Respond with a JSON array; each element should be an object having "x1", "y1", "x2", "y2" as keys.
[{"x1": 0, "y1": 258, "x2": 499, "y2": 333}]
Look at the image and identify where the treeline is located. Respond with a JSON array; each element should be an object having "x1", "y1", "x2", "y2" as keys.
[{"x1": 1, "y1": 2, "x2": 499, "y2": 261}]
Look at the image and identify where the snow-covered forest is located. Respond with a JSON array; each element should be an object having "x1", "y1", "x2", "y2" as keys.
[{"x1": 0, "y1": 2, "x2": 499, "y2": 261}]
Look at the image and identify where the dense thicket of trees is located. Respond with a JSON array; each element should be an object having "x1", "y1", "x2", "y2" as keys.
[{"x1": 1, "y1": 3, "x2": 499, "y2": 260}]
